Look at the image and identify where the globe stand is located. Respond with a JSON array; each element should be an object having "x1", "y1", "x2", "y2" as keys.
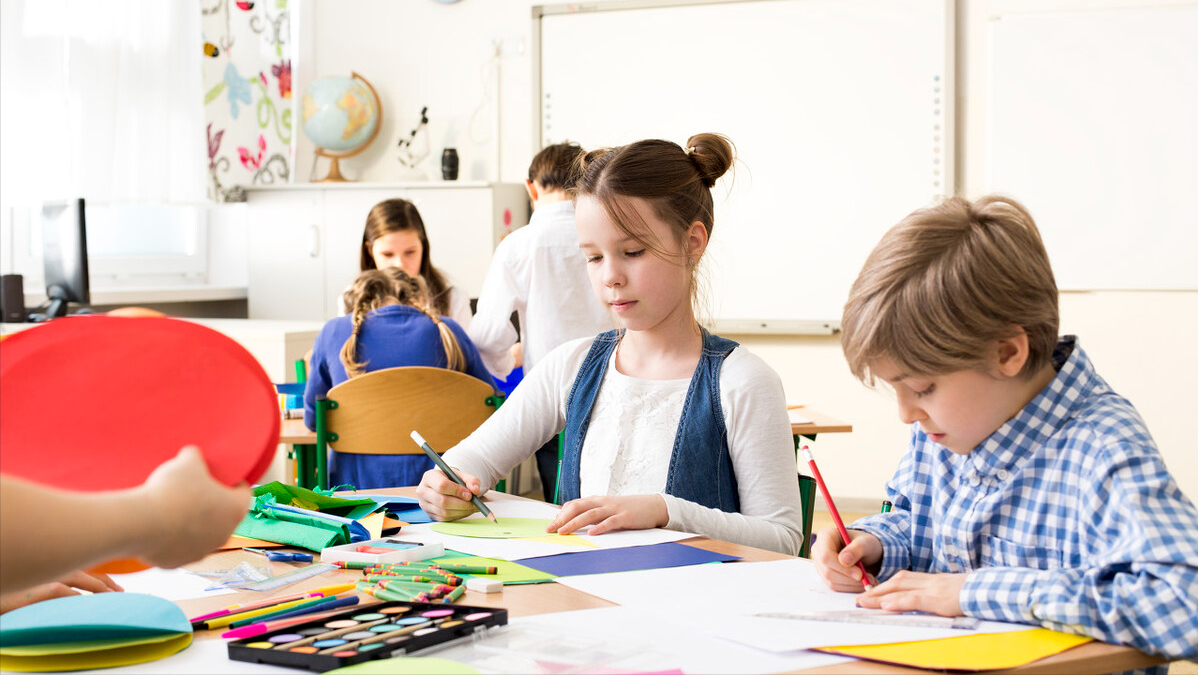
[{"x1": 310, "y1": 71, "x2": 383, "y2": 183}]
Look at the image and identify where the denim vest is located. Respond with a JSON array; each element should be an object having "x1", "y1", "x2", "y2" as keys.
[{"x1": 558, "y1": 329, "x2": 741, "y2": 512}]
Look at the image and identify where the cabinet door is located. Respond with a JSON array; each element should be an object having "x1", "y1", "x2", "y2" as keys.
[
  {"x1": 246, "y1": 191, "x2": 325, "y2": 320},
  {"x1": 404, "y1": 186, "x2": 498, "y2": 301}
]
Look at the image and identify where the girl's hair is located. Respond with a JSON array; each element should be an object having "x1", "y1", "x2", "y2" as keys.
[
  {"x1": 571, "y1": 133, "x2": 734, "y2": 317},
  {"x1": 841, "y1": 194, "x2": 1059, "y2": 385},
  {"x1": 359, "y1": 198, "x2": 452, "y2": 317},
  {"x1": 528, "y1": 141, "x2": 585, "y2": 191},
  {"x1": 340, "y1": 268, "x2": 468, "y2": 378}
]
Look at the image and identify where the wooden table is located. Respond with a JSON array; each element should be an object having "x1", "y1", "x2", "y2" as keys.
[{"x1": 176, "y1": 489, "x2": 1166, "y2": 675}]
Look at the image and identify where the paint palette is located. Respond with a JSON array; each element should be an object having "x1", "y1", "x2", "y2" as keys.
[{"x1": 226, "y1": 601, "x2": 507, "y2": 672}]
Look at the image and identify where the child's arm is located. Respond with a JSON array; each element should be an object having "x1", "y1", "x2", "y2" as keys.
[
  {"x1": 466, "y1": 239, "x2": 521, "y2": 377},
  {"x1": 959, "y1": 443, "x2": 1198, "y2": 659},
  {"x1": 302, "y1": 325, "x2": 337, "y2": 431}
]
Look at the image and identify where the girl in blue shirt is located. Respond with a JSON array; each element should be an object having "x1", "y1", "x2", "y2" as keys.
[{"x1": 304, "y1": 268, "x2": 495, "y2": 489}]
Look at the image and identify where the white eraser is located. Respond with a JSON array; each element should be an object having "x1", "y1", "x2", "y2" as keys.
[
  {"x1": 411, "y1": 430, "x2": 426, "y2": 447},
  {"x1": 465, "y1": 578, "x2": 503, "y2": 593}
]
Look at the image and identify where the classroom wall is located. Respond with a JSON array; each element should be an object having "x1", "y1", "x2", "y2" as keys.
[{"x1": 300, "y1": 0, "x2": 1197, "y2": 503}]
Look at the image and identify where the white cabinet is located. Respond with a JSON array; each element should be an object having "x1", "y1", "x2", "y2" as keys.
[{"x1": 245, "y1": 183, "x2": 529, "y2": 321}]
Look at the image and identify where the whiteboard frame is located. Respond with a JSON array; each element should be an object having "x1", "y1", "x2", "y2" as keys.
[{"x1": 531, "y1": 0, "x2": 956, "y2": 335}]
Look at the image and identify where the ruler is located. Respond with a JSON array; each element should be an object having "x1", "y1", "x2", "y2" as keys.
[
  {"x1": 754, "y1": 610, "x2": 980, "y2": 630},
  {"x1": 233, "y1": 563, "x2": 339, "y2": 591}
]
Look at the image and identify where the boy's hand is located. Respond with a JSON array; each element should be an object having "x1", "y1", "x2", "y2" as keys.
[
  {"x1": 549, "y1": 494, "x2": 668, "y2": 535},
  {"x1": 812, "y1": 526, "x2": 882, "y2": 592},
  {"x1": 856, "y1": 571, "x2": 967, "y2": 616},
  {"x1": 416, "y1": 467, "x2": 483, "y2": 522}
]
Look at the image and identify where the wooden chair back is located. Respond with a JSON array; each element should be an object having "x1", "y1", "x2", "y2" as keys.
[{"x1": 324, "y1": 366, "x2": 498, "y2": 456}]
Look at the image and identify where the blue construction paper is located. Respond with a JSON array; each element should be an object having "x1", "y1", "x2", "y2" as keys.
[
  {"x1": 512, "y1": 542, "x2": 740, "y2": 577},
  {"x1": 0, "y1": 593, "x2": 190, "y2": 647},
  {"x1": 352, "y1": 495, "x2": 432, "y2": 524}
]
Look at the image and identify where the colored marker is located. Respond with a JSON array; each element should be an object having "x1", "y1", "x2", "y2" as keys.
[
  {"x1": 228, "y1": 592, "x2": 357, "y2": 628},
  {"x1": 411, "y1": 430, "x2": 498, "y2": 523},
  {"x1": 187, "y1": 582, "x2": 355, "y2": 624},
  {"x1": 881, "y1": 500, "x2": 892, "y2": 514},
  {"x1": 219, "y1": 608, "x2": 349, "y2": 640},
  {"x1": 440, "y1": 584, "x2": 466, "y2": 604},
  {"x1": 802, "y1": 445, "x2": 875, "y2": 591}
]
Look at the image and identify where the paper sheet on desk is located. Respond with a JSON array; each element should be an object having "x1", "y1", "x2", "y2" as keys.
[
  {"x1": 388, "y1": 494, "x2": 696, "y2": 560},
  {"x1": 109, "y1": 568, "x2": 235, "y2": 602},
  {"x1": 788, "y1": 409, "x2": 812, "y2": 425},
  {"x1": 555, "y1": 559, "x2": 1030, "y2": 653}
]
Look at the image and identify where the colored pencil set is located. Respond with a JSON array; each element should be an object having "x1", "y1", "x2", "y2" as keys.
[
  {"x1": 187, "y1": 583, "x2": 359, "y2": 634},
  {"x1": 351, "y1": 560, "x2": 497, "y2": 604}
]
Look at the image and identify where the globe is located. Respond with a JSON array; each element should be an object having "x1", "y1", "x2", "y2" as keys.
[{"x1": 301, "y1": 71, "x2": 383, "y2": 181}]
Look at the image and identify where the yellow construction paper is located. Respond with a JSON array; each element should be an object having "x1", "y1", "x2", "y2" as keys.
[
  {"x1": 359, "y1": 511, "x2": 387, "y2": 540},
  {"x1": 815, "y1": 628, "x2": 1092, "y2": 671},
  {"x1": 0, "y1": 632, "x2": 191, "y2": 672},
  {"x1": 432, "y1": 555, "x2": 557, "y2": 584},
  {"x1": 0, "y1": 632, "x2": 180, "y2": 656}
]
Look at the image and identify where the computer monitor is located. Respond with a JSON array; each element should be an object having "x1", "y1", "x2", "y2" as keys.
[{"x1": 40, "y1": 198, "x2": 90, "y2": 319}]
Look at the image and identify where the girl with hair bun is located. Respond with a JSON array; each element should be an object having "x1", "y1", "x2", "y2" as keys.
[
  {"x1": 418, "y1": 134, "x2": 805, "y2": 555},
  {"x1": 304, "y1": 267, "x2": 494, "y2": 489}
]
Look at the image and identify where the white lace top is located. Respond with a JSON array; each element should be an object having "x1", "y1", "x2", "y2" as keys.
[
  {"x1": 578, "y1": 351, "x2": 687, "y2": 497},
  {"x1": 442, "y1": 336, "x2": 805, "y2": 555}
]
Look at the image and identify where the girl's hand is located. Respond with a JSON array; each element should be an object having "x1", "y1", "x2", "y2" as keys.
[
  {"x1": 0, "y1": 570, "x2": 123, "y2": 614},
  {"x1": 811, "y1": 526, "x2": 883, "y2": 592},
  {"x1": 856, "y1": 571, "x2": 967, "y2": 616},
  {"x1": 416, "y1": 467, "x2": 483, "y2": 522},
  {"x1": 549, "y1": 494, "x2": 668, "y2": 535}
]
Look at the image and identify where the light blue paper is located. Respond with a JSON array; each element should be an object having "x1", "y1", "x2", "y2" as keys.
[{"x1": 0, "y1": 593, "x2": 190, "y2": 647}]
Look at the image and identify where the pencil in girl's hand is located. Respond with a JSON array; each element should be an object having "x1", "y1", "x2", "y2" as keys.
[
  {"x1": 801, "y1": 445, "x2": 875, "y2": 591},
  {"x1": 410, "y1": 430, "x2": 498, "y2": 523}
]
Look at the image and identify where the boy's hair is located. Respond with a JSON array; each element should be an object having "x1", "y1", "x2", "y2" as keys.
[
  {"x1": 571, "y1": 133, "x2": 734, "y2": 320},
  {"x1": 359, "y1": 198, "x2": 451, "y2": 317},
  {"x1": 340, "y1": 268, "x2": 466, "y2": 378},
  {"x1": 528, "y1": 141, "x2": 585, "y2": 191},
  {"x1": 841, "y1": 194, "x2": 1059, "y2": 384}
]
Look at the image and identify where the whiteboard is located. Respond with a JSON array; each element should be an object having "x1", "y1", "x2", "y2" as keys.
[
  {"x1": 534, "y1": 0, "x2": 953, "y2": 333},
  {"x1": 987, "y1": 6, "x2": 1198, "y2": 290}
]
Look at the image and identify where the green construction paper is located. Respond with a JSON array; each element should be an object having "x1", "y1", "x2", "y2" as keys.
[
  {"x1": 430, "y1": 554, "x2": 556, "y2": 584},
  {"x1": 430, "y1": 517, "x2": 555, "y2": 539},
  {"x1": 0, "y1": 633, "x2": 191, "y2": 672},
  {"x1": 0, "y1": 593, "x2": 189, "y2": 647},
  {"x1": 234, "y1": 508, "x2": 351, "y2": 551},
  {"x1": 326, "y1": 656, "x2": 479, "y2": 674},
  {"x1": 253, "y1": 481, "x2": 377, "y2": 517}
]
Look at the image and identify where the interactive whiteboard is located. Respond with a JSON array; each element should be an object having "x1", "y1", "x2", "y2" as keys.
[{"x1": 534, "y1": 0, "x2": 953, "y2": 333}]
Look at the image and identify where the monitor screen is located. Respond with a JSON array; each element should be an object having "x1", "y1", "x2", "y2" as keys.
[{"x1": 41, "y1": 198, "x2": 89, "y2": 318}]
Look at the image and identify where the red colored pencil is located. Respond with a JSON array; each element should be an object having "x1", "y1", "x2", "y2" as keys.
[{"x1": 801, "y1": 446, "x2": 875, "y2": 591}]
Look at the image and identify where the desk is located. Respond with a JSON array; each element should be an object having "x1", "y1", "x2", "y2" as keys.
[
  {"x1": 791, "y1": 407, "x2": 853, "y2": 452},
  {"x1": 168, "y1": 489, "x2": 1165, "y2": 675}
]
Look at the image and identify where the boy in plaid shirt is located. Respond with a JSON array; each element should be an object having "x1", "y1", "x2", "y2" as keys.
[{"x1": 813, "y1": 195, "x2": 1198, "y2": 661}]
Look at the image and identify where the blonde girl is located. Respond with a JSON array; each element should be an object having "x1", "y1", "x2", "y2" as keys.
[{"x1": 305, "y1": 268, "x2": 494, "y2": 489}]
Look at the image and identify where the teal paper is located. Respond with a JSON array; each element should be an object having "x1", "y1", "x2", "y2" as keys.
[{"x1": 0, "y1": 593, "x2": 190, "y2": 647}]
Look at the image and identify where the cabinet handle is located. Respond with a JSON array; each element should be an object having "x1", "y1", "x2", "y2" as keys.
[{"x1": 308, "y1": 225, "x2": 320, "y2": 257}]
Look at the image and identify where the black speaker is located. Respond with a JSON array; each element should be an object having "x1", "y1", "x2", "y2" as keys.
[{"x1": 0, "y1": 274, "x2": 26, "y2": 322}]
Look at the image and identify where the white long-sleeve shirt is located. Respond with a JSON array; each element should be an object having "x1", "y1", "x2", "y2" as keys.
[
  {"x1": 467, "y1": 201, "x2": 611, "y2": 378},
  {"x1": 443, "y1": 336, "x2": 805, "y2": 555}
]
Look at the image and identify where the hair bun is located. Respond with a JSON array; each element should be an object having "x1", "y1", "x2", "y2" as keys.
[{"x1": 685, "y1": 133, "x2": 734, "y2": 188}]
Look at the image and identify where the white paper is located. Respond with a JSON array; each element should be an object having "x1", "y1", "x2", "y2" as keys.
[
  {"x1": 555, "y1": 559, "x2": 1032, "y2": 652},
  {"x1": 109, "y1": 567, "x2": 236, "y2": 602},
  {"x1": 428, "y1": 606, "x2": 855, "y2": 674}
]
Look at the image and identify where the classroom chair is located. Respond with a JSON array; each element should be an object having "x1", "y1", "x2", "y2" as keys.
[
  {"x1": 797, "y1": 473, "x2": 817, "y2": 558},
  {"x1": 311, "y1": 366, "x2": 504, "y2": 491}
]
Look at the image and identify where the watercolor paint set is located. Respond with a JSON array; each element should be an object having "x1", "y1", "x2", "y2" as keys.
[{"x1": 226, "y1": 600, "x2": 507, "y2": 672}]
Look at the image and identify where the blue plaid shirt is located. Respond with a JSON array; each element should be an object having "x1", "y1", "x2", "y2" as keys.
[{"x1": 850, "y1": 337, "x2": 1198, "y2": 660}]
